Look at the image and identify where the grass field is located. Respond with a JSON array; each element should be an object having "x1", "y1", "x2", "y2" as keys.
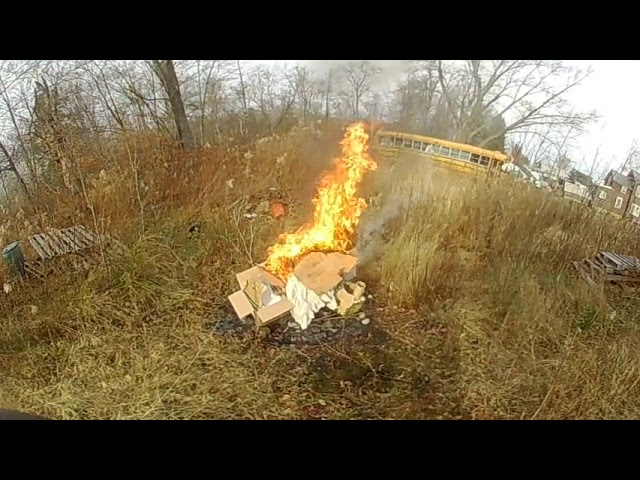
[{"x1": 1, "y1": 125, "x2": 640, "y2": 419}]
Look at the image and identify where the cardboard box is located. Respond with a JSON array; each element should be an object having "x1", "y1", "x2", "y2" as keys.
[
  {"x1": 293, "y1": 252, "x2": 358, "y2": 294},
  {"x1": 229, "y1": 264, "x2": 293, "y2": 326},
  {"x1": 228, "y1": 290, "x2": 254, "y2": 319},
  {"x1": 336, "y1": 281, "x2": 366, "y2": 316},
  {"x1": 236, "y1": 265, "x2": 285, "y2": 290},
  {"x1": 256, "y1": 297, "x2": 294, "y2": 325},
  {"x1": 336, "y1": 288, "x2": 365, "y2": 316}
]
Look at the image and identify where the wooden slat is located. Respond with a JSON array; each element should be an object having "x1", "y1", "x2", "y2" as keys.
[
  {"x1": 585, "y1": 258, "x2": 603, "y2": 275},
  {"x1": 573, "y1": 261, "x2": 598, "y2": 288},
  {"x1": 46, "y1": 233, "x2": 64, "y2": 256},
  {"x1": 75, "y1": 225, "x2": 97, "y2": 245},
  {"x1": 50, "y1": 230, "x2": 72, "y2": 254},
  {"x1": 58, "y1": 227, "x2": 86, "y2": 249},
  {"x1": 596, "y1": 252, "x2": 617, "y2": 270},
  {"x1": 601, "y1": 251, "x2": 640, "y2": 275},
  {"x1": 29, "y1": 234, "x2": 47, "y2": 259},
  {"x1": 45, "y1": 230, "x2": 69, "y2": 256},
  {"x1": 618, "y1": 254, "x2": 640, "y2": 272},
  {"x1": 27, "y1": 236, "x2": 44, "y2": 259},
  {"x1": 24, "y1": 262, "x2": 45, "y2": 279},
  {"x1": 75, "y1": 227, "x2": 93, "y2": 246},
  {"x1": 31, "y1": 234, "x2": 54, "y2": 259},
  {"x1": 70, "y1": 228, "x2": 93, "y2": 248},
  {"x1": 611, "y1": 253, "x2": 633, "y2": 271},
  {"x1": 68, "y1": 228, "x2": 92, "y2": 249},
  {"x1": 25, "y1": 224, "x2": 105, "y2": 265},
  {"x1": 60, "y1": 228, "x2": 88, "y2": 250},
  {"x1": 592, "y1": 257, "x2": 614, "y2": 274},
  {"x1": 601, "y1": 251, "x2": 624, "y2": 269},
  {"x1": 57, "y1": 230, "x2": 78, "y2": 253}
]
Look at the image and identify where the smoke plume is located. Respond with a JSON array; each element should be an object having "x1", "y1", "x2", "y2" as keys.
[{"x1": 356, "y1": 194, "x2": 408, "y2": 266}]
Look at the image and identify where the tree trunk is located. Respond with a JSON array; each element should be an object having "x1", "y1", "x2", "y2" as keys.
[
  {"x1": 152, "y1": 60, "x2": 195, "y2": 151},
  {"x1": 0, "y1": 139, "x2": 30, "y2": 199}
]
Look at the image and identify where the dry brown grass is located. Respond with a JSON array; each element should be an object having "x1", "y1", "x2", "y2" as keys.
[
  {"x1": 2, "y1": 125, "x2": 640, "y2": 419},
  {"x1": 367, "y1": 154, "x2": 640, "y2": 419}
]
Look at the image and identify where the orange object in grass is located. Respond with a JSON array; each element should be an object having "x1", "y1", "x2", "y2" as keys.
[{"x1": 270, "y1": 203, "x2": 285, "y2": 220}]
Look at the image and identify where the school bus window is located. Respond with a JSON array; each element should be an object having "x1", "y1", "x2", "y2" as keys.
[
  {"x1": 379, "y1": 136, "x2": 392, "y2": 146},
  {"x1": 470, "y1": 153, "x2": 480, "y2": 164},
  {"x1": 421, "y1": 143, "x2": 429, "y2": 152},
  {"x1": 394, "y1": 137, "x2": 403, "y2": 147},
  {"x1": 403, "y1": 138, "x2": 412, "y2": 148},
  {"x1": 448, "y1": 149, "x2": 459, "y2": 159},
  {"x1": 439, "y1": 146, "x2": 450, "y2": 157},
  {"x1": 412, "y1": 141, "x2": 422, "y2": 151},
  {"x1": 459, "y1": 151, "x2": 471, "y2": 161},
  {"x1": 480, "y1": 156, "x2": 490, "y2": 166}
]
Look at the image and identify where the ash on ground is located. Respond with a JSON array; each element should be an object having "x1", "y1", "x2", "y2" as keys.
[{"x1": 212, "y1": 309, "x2": 374, "y2": 347}]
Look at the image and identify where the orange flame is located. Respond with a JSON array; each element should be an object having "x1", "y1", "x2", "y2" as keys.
[{"x1": 265, "y1": 122, "x2": 378, "y2": 279}]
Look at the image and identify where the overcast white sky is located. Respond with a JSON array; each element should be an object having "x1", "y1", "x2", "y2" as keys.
[
  {"x1": 253, "y1": 60, "x2": 639, "y2": 175},
  {"x1": 563, "y1": 61, "x2": 640, "y2": 172}
]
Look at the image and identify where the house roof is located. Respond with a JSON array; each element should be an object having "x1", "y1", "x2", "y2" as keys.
[
  {"x1": 629, "y1": 169, "x2": 640, "y2": 183},
  {"x1": 568, "y1": 168, "x2": 593, "y2": 186},
  {"x1": 607, "y1": 169, "x2": 633, "y2": 187}
]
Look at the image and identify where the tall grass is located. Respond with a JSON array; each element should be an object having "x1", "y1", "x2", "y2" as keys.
[
  {"x1": 1, "y1": 127, "x2": 640, "y2": 419},
  {"x1": 370, "y1": 154, "x2": 640, "y2": 419}
]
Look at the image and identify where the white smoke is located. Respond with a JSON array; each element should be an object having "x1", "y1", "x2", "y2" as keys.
[{"x1": 356, "y1": 194, "x2": 409, "y2": 266}]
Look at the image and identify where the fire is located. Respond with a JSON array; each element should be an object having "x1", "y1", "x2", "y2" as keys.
[{"x1": 265, "y1": 122, "x2": 378, "y2": 279}]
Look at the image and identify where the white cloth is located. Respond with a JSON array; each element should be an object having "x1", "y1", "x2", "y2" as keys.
[
  {"x1": 285, "y1": 274, "x2": 337, "y2": 330},
  {"x1": 260, "y1": 279, "x2": 282, "y2": 306}
]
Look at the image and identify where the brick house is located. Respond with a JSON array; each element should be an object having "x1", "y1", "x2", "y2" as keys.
[
  {"x1": 625, "y1": 170, "x2": 640, "y2": 220},
  {"x1": 593, "y1": 170, "x2": 633, "y2": 217}
]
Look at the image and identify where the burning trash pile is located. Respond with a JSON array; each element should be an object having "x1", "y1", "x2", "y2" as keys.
[{"x1": 227, "y1": 122, "x2": 377, "y2": 342}]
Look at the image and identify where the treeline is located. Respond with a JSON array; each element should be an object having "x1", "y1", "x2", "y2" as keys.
[{"x1": 0, "y1": 60, "x2": 598, "y2": 197}]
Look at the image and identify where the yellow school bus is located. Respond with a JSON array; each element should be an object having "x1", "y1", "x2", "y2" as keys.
[{"x1": 373, "y1": 130, "x2": 509, "y2": 175}]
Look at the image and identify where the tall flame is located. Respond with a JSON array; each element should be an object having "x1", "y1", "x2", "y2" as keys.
[{"x1": 265, "y1": 122, "x2": 378, "y2": 279}]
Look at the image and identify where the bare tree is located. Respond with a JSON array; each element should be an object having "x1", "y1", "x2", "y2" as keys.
[
  {"x1": 286, "y1": 65, "x2": 319, "y2": 122},
  {"x1": 245, "y1": 65, "x2": 296, "y2": 133},
  {"x1": 179, "y1": 60, "x2": 234, "y2": 145},
  {"x1": 619, "y1": 140, "x2": 640, "y2": 173},
  {"x1": 0, "y1": 139, "x2": 29, "y2": 197},
  {"x1": 236, "y1": 60, "x2": 248, "y2": 113},
  {"x1": 341, "y1": 61, "x2": 380, "y2": 118},
  {"x1": 150, "y1": 60, "x2": 195, "y2": 150},
  {"x1": 434, "y1": 60, "x2": 597, "y2": 148},
  {"x1": 391, "y1": 61, "x2": 440, "y2": 133}
]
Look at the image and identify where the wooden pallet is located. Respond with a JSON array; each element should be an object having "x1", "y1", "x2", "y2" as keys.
[
  {"x1": 28, "y1": 225, "x2": 98, "y2": 261},
  {"x1": 24, "y1": 261, "x2": 46, "y2": 279},
  {"x1": 574, "y1": 251, "x2": 640, "y2": 287}
]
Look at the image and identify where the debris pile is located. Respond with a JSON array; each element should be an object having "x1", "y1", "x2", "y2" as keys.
[
  {"x1": 573, "y1": 251, "x2": 640, "y2": 287},
  {"x1": 228, "y1": 250, "x2": 368, "y2": 332},
  {"x1": 226, "y1": 121, "x2": 377, "y2": 340}
]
